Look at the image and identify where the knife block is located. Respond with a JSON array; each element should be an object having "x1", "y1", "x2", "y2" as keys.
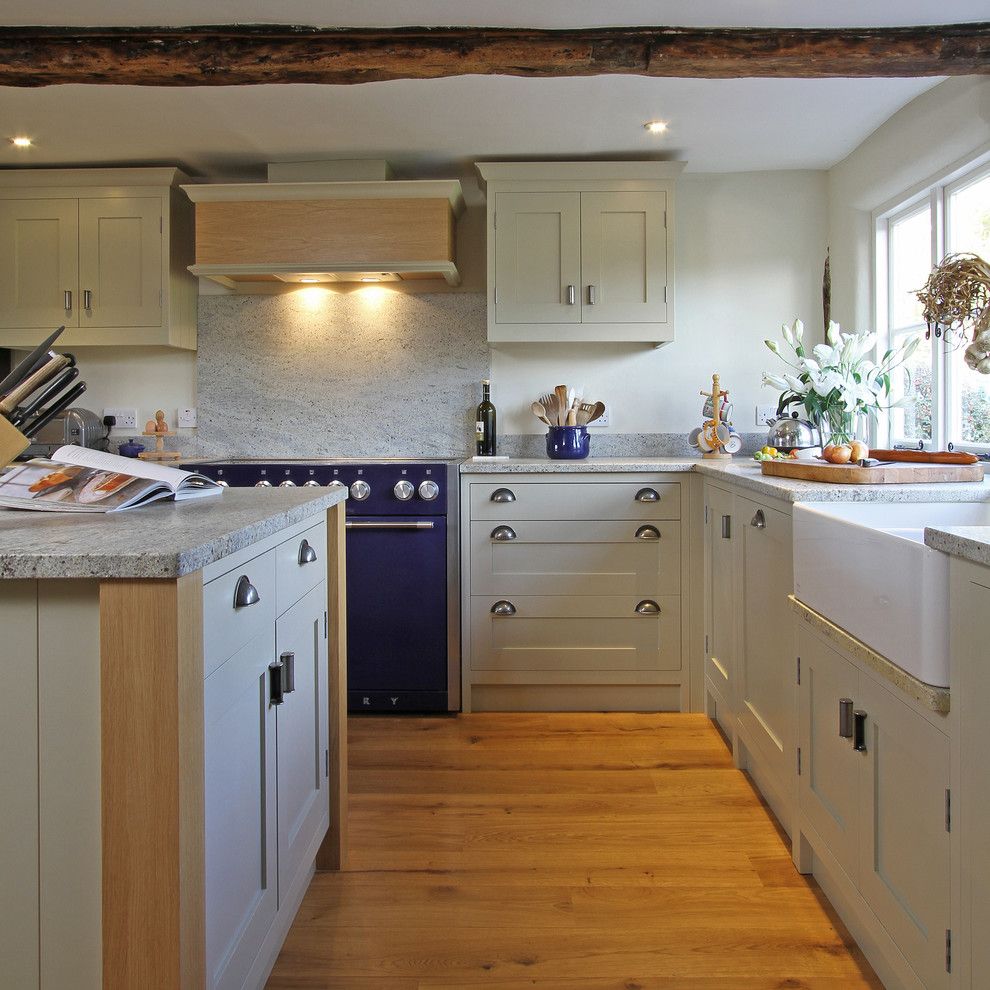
[{"x1": 0, "y1": 416, "x2": 29, "y2": 470}]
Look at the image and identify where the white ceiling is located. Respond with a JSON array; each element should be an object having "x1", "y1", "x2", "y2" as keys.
[{"x1": 0, "y1": 1, "x2": 986, "y2": 181}]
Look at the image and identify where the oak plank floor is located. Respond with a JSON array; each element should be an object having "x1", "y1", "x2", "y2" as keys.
[{"x1": 267, "y1": 713, "x2": 880, "y2": 989}]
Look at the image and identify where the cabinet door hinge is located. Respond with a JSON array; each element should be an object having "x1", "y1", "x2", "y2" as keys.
[
  {"x1": 158, "y1": 288, "x2": 163, "y2": 308},
  {"x1": 493, "y1": 212, "x2": 497, "y2": 230},
  {"x1": 325, "y1": 748, "x2": 330, "y2": 779},
  {"x1": 945, "y1": 788, "x2": 951, "y2": 832},
  {"x1": 663, "y1": 286, "x2": 667, "y2": 303},
  {"x1": 797, "y1": 747, "x2": 802, "y2": 776},
  {"x1": 705, "y1": 634, "x2": 709, "y2": 656},
  {"x1": 796, "y1": 656, "x2": 801, "y2": 685},
  {"x1": 324, "y1": 610, "x2": 328, "y2": 639},
  {"x1": 159, "y1": 215, "x2": 163, "y2": 233},
  {"x1": 946, "y1": 929, "x2": 952, "y2": 973},
  {"x1": 664, "y1": 210, "x2": 667, "y2": 229},
  {"x1": 494, "y1": 285, "x2": 498, "y2": 305}
]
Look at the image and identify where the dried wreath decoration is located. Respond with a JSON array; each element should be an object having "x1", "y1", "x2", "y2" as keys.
[{"x1": 915, "y1": 252, "x2": 990, "y2": 373}]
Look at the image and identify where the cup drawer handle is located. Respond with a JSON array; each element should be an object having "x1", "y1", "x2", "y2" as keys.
[
  {"x1": 233, "y1": 575, "x2": 260, "y2": 608},
  {"x1": 635, "y1": 600, "x2": 661, "y2": 615},
  {"x1": 298, "y1": 538, "x2": 318, "y2": 564},
  {"x1": 491, "y1": 526, "x2": 517, "y2": 542},
  {"x1": 491, "y1": 600, "x2": 517, "y2": 616},
  {"x1": 635, "y1": 488, "x2": 659, "y2": 503},
  {"x1": 635, "y1": 525, "x2": 660, "y2": 540},
  {"x1": 490, "y1": 488, "x2": 516, "y2": 503}
]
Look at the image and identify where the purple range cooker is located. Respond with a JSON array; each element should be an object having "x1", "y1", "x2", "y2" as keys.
[{"x1": 193, "y1": 458, "x2": 459, "y2": 714}]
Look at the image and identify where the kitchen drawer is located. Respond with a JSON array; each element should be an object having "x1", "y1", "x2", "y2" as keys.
[
  {"x1": 203, "y1": 549, "x2": 276, "y2": 676},
  {"x1": 470, "y1": 519, "x2": 680, "y2": 596},
  {"x1": 470, "y1": 595, "x2": 681, "y2": 672},
  {"x1": 275, "y1": 520, "x2": 327, "y2": 616},
  {"x1": 469, "y1": 481, "x2": 680, "y2": 521}
]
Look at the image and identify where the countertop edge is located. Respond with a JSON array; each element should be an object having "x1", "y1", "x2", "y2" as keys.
[{"x1": 924, "y1": 525, "x2": 990, "y2": 567}]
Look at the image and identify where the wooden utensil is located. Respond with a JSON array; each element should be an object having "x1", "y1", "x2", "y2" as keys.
[
  {"x1": 868, "y1": 448, "x2": 979, "y2": 465},
  {"x1": 580, "y1": 400, "x2": 606, "y2": 424},
  {"x1": 539, "y1": 392, "x2": 560, "y2": 425},
  {"x1": 555, "y1": 385, "x2": 568, "y2": 422},
  {"x1": 531, "y1": 401, "x2": 552, "y2": 427}
]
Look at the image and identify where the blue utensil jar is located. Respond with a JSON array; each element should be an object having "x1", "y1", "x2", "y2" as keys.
[{"x1": 546, "y1": 425, "x2": 591, "y2": 460}]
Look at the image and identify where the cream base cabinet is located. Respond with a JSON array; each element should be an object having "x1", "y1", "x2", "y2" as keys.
[
  {"x1": 204, "y1": 521, "x2": 330, "y2": 990},
  {"x1": 0, "y1": 167, "x2": 197, "y2": 349},
  {"x1": 477, "y1": 162, "x2": 683, "y2": 343},
  {"x1": 461, "y1": 472, "x2": 690, "y2": 712},
  {"x1": 703, "y1": 484, "x2": 735, "y2": 738},
  {"x1": 795, "y1": 620, "x2": 950, "y2": 990}
]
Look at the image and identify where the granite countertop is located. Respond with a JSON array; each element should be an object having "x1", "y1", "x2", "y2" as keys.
[
  {"x1": 460, "y1": 456, "x2": 990, "y2": 504},
  {"x1": 0, "y1": 486, "x2": 347, "y2": 580},
  {"x1": 924, "y1": 526, "x2": 990, "y2": 567}
]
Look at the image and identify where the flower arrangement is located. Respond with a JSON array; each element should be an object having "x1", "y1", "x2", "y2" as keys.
[{"x1": 763, "y1": 320, "x2": 920, "y2": 445}]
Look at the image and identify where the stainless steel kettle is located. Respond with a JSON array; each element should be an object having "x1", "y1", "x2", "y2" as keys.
[{"x1": 766, "y1": 412, "x2": 820, "y2": 452}]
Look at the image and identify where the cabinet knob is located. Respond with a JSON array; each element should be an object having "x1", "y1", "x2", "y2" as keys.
[
  {"x1": 751, "y1": 510, "x2": 766, "y2": 529},
  {"x1": 838, "y1": 698, "x2": 854, "y2": 738},
  {"x1": 635, "y1": 600, "x2": 661, "y2": 615},
  {"x1": 298, "y1": 538, "x2": 318, "y2": 565},
  {"x1": 635, "y1": 487, "x2": 659, "y2": 503},
  {"x1": 490, "y1": 488, "x2": 516, "y2": 503},
  {"x1": 635, "y1": 525, "x2": 660, "y2": 541},
  {"x1": 490, "y1": 525, "x2": 517, "y2": 542},
  {"x1": 490, "y1": 600, "x2": 517, "y2": 616},
  {"x1": 281, "y1": 651, "x2": 296, "y2": 694},
  {"x1": 233, "y1": 574, "x2": 260, "y2": 608}
]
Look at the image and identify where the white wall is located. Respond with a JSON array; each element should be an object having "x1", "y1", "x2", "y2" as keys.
[
  {"x1": 828, "y1": 76, "x2": 990, "y2": 335},
  {"x1": 492, "y1": 170, "x2": 828, "y2": 434}
]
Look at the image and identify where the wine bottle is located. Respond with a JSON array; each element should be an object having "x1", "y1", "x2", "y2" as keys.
[{"x1": 475, "y1": 379, "x2": 496, "y2": 456}]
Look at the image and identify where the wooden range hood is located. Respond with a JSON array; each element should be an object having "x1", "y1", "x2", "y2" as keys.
[{"x1": 183, "y1": 161, "x2": 465, "y2": 287}]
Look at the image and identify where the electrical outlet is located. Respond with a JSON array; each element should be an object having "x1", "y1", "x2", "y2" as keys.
[
  {"x1": 103, "y1": 407, "x2": 138, "y2": 431},
  {"x1": 177, "y1": 407, "x2": 198, "y2": 428},
  {"x1": 756, "y1": 404, "x2": 777, "y2": 427},
  {"x1": 588, "y1": 402, "x2": 610, "y2": 427}
]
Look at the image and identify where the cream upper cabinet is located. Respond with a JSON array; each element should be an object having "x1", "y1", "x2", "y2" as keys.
[
  {"x1": 477, "y1": 162, "x2": 683, "y2": 343},
  {"x1": 0, "y1": 168, "x2": 197, "y2": 349}
]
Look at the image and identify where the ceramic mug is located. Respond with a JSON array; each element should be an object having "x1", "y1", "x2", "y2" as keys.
[{"x1": 546, "y1": 425, "x2": 591, "y2": 460}]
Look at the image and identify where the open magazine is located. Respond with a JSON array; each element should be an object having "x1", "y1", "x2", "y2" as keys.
[{"x1": 0, "y1": 445, "x2": 223, "y2": 512}]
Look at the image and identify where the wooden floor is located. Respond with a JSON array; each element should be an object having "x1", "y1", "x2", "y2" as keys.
[{"x1": 267, "y1": 713, "x2": 880, "y2": 989}]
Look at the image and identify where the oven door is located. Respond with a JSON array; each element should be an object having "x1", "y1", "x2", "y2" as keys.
[{"x1": 345, "y1": 515, "x2": 448, "y2": 712}]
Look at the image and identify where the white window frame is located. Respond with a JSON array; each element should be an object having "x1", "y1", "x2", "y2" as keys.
[{"x1": 873, "y1": 148, "x2": 990, "y2": 454}]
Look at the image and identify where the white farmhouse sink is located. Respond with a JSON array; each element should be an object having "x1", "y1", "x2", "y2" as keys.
[{"x1": 793, "y1": 501, "x2": 990, "y2": 687}]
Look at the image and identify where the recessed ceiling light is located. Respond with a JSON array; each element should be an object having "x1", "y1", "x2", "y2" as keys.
[
  {"x1": 360, "y1": 277, "x2": 380, "y2": 283},
  {"x1": 643, "y1": 121, "x2": 668, "y2": 135},
  {"x1": 299, "y1": 277, "x2": 318, "y2": 283},
  {"x1": 10, "y1": 136, "x2": 33, "y2": 148}
]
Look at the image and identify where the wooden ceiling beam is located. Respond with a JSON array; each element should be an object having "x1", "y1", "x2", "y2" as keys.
[{"x1": 0, "y1": 23, "x2": 987, "y2": 87}]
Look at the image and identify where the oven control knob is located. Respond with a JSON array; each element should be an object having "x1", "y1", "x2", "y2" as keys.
[
  {"x1": 278, "y1": 479, "x2": 297, "y2": 487},
  {"x1": 393, "y1": 479, "x2": 415, "y2": 501},
  {"x1": 303, "y1": 480, "x2": 320, "y2": 487},
  {"x1": 255, "y1": 480, "x2": 273, "y2": 488},
  {"x1": 349, "y1": 480, "x2": 371, "y2": 501},
  {"x1": 418, "y1": 480, "x2": 440, "y2": 501}
]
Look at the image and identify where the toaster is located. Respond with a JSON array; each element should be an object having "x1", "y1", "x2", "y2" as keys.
[{"x1": 23, "y1": 407, "x2": 107, "y2": 459}]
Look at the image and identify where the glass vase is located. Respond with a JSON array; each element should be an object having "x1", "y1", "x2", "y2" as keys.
[{"x1": 818, "y1": 408, "x2": 858, "y2": 447}]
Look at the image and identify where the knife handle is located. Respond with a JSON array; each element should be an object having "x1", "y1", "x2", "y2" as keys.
[
  {"x1": 0, "y1": 354, "x2": 70, "y2": 416},
  {"x1": 20, "y1": 381, "x2": 87, "y2": 439}
]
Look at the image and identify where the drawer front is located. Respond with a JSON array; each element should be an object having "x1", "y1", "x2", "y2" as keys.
[
  {"x1": 203, "y1": 550, "x2": 276, "y2": 675},
  {"x1": 275, "y1": 520, "x2": 327, "y2": 616},
  {"x1": 470, "y1": 595, "x2": 681, "y2": 672},
  {"x1": 469, "y1": 481, "x2": 680, "y2": 521},
  {"x1": 470, "y1": 519, "x2": 680, "y2": 596}
]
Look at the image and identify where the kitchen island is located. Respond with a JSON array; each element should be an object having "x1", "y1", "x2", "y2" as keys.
[{"x1": 0, "y1": 487, "x2": 348, "y2": 990}]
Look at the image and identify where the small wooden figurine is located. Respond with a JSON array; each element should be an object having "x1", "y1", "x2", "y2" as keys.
[{"x1": 138, "y1": 409, "x2": 181, "y2": 462}]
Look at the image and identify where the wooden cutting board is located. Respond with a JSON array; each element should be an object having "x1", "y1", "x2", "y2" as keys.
[{"x1": 761, "y1": 458, "x2": 984, "y2": 485}]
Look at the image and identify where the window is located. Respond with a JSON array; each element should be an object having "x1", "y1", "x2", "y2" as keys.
[{"x1": 875, "y1": 157, "x2": 990, "y2": 452}]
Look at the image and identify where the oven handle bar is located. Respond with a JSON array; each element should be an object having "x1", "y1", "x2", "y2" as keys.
[{"x1": 345, "y1": 520, "x2": 436, "y2": 530}]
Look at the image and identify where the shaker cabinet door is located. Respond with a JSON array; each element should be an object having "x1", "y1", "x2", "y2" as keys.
[
  {"x1": 204, "y1": 632, "x2": 278, "y2": 990},
  {"x1": 580, "y1": 190, "x2": 667, "y2": 325},
  {"x1": 275, "y1": 585, "x2": 330, "y2": 901},
  {"x1": 494, "y1": 192, "x2": 581, "y2": 325},
  {"x1": 0, "y1": 198, "x2": 78, "y2": 329},
  {"x1": 78, "y1": 196, "x2": 163, "y2": 329}
]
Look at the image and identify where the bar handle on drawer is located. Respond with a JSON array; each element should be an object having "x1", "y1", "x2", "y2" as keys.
[
  {"x1": 298, "y1": 539, "x2": 318, "y2": 564},
  {"x1": 838, "y1": 698, "x2": 854, "y2": 738},
  {"x1": 853, "y1": 710, "x2": 868, "y2": 752},
  {"x1": 269, "y1": 659, "x2": 285, "y2": 706},
  {"x1": 721, "y1": 514, "x2": 731, "y2": 539},
  {"x1": 490, "y1": 488, "x2": 516, "y2": 503},
  {"x1": 635, "y1": 525, "x2": 660, "y2": 541},
  {"x1": 490, "y1": 526, "x2": 517, "y2": 542},
  {"x1": 281, "y1": 651, "x2": 295, "y2": 694},
  {"x1": 751, "y1": 509, "x2": 766, "y2": 529},
  {"x1": 233, "y1": 574, "x2": 260, "y2": 608},
  {"x1": 635, "y1": 600, "x2": 661, "y2": 615},
  {"x1": 635, "y1": 487, "x2": 659, "y2": 502},
  {"x1": 490, "y1": 600, "x2": 517, "y2": 616}
]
